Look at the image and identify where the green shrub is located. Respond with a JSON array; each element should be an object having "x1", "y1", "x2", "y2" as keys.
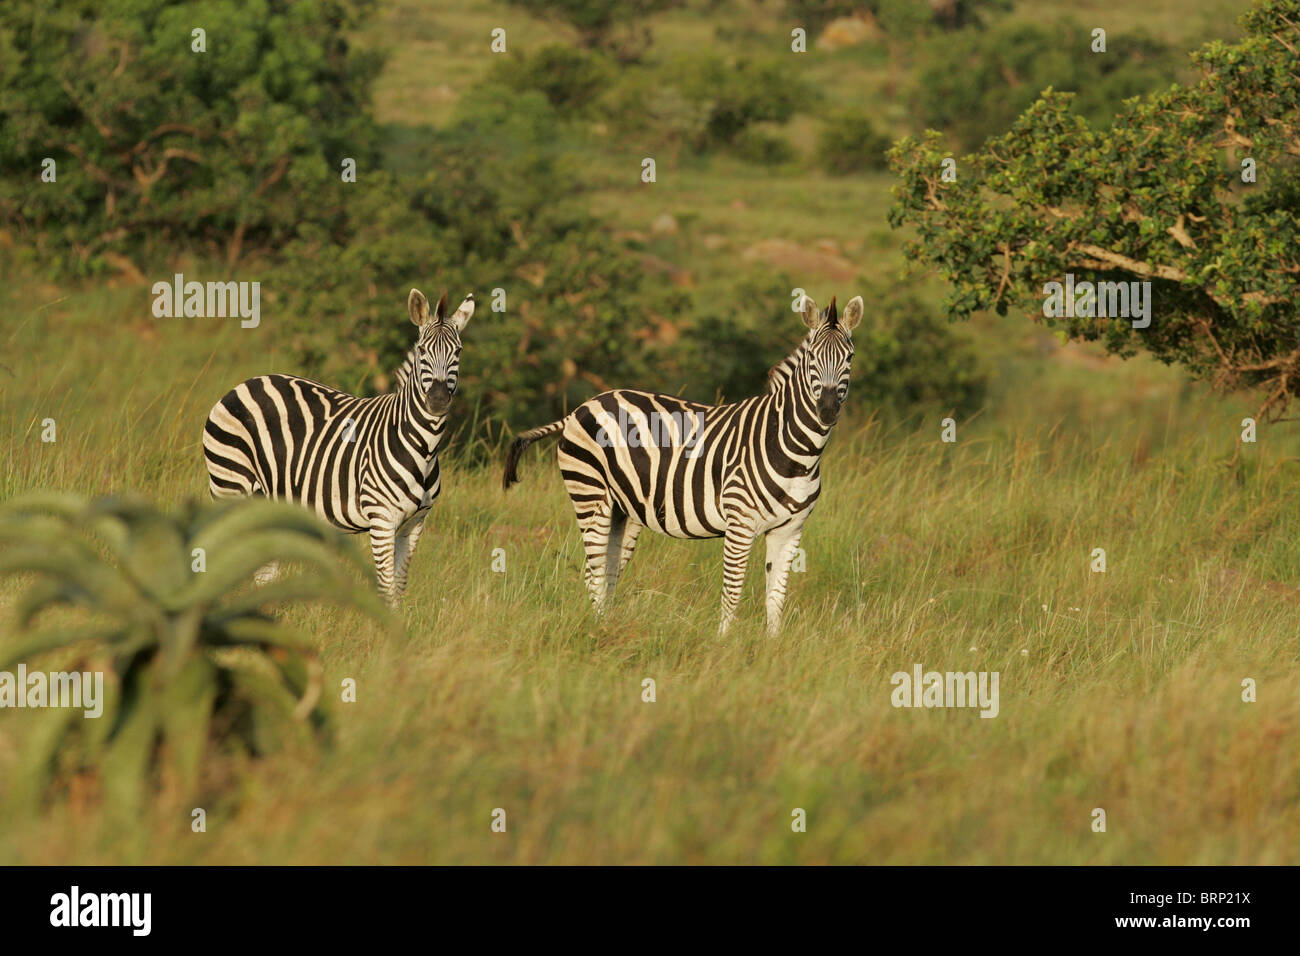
[
  {"x1": 678, "y1": 55, "x2": 814, "y2": 149},
  {"x1": 734, "y1": 127, "x2": 798, "y2": 166},
  {"x1": 784, "y1": 0, "x2": 1009, "y2": 36},
  {"x1": 677, "y1": 276, "x2": 987, "y2": 414},
  {"x1": 817, "y1": 112, "x2": 892, "y2": 174},
  {"x1": 492, "y1": 44, "x2": 613, "y2": 117},
  {"x1": 602, "y1": 67, "x2": 709, "y2": 155},
  {"x1": 506, "y1": 0, "x2": 683, "y2": 61},
  {"x1": 850, "y1": 284, "x2": 987, "y2": 416},
  {"x1": 891, "y1": 0, "x2": 1300, "y2": 421},
  {"x1": 0, "y1": 0, "x2": 383, "y2": 277},
  {"x1": 912, "y1": 21, "x2": 1185, "y2": 151},
  {"x1": 276, "y1": 83, "x2": 689, "y2": 444},
  {"x1": 0, "y1": 493, "x2": 390, "y2": 813}
]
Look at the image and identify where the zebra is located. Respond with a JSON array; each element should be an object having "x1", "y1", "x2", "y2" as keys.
[
  {"x1": 502, "y1": 293, "x2": 862, "y2": 636},
  {"x1": 202, "y1": 288, "x2": 475, "y2": 605}
]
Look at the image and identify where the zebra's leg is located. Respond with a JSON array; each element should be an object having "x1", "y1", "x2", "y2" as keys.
[
  {"x1": 719, "y1": 523, "x2": 757, "y2": 636},
  {"x1": 616, "y1": 519, "x2": 643, "y2": 575},
  {"x1": 603, "y1": 510, "x2": 633, "y2": 607},
  {"x1": 578, "y1": 504, "x2": 615, "y2": 615},
  {"x1": 368, "y1": 518, "x2": 400, "y2": 607},
  {"x1": 763, "y1": 520, "x2": 804, "y2": 637},
  {"x1": 392, "y1": 517, "x2": 426, "y2": 601}
]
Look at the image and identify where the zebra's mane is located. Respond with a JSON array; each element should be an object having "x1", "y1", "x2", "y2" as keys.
[
  {"x1": 766, "y1": 352, "x2": 799, "y2": 393},
  {"x1": 390, "y1": 346, "x2": 417, "y2": 392}
]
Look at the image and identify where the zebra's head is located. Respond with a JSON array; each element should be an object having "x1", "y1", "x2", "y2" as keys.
[
  {"x1": 408, "y1": 288, "x2": 474, "y2": 417},
  {"x1": 798, "y1": 293, "x2": 863, "y2": 427}
]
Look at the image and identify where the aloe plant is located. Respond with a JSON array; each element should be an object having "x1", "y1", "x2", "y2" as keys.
[{"x1": 0, "y1": 492, "x2": 392, "y2": 813}]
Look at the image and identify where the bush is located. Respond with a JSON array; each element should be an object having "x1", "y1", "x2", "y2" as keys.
[
  {"x1": 603, "y1": 56, "x2": 813, "y2": 157},
  {"x1": 850, "y1": 284, "x2": 987, "y2": 416},
  {"x1": 890, "y1": 0, "x2": 1300, "y2": 421},
  {"x1": 276, "y1": 82, "x2": 690, "y2": 442},
  {"x1": 506, "y1": 0, "x2": 683, "y2": 61},
  {"x1": 491, "y1": 44, "x2": 613, "y2": 117},
  {"x1": 0, "y1": 493, "x2": 389, "y2": 813},
  {"x1": 677, "y1": 275, "x2": 987, "y2": 414},
  {"x1": 784, "y1": 0, "x2": 1009, "y2": 36},
  {"x1": 818, "y1": 112, "x2": 892, "y2": 174},
  {"x1": 684, "y1": 56, "x2": 814, "y2": 149},
  {"x1": 912, "y1": 20, "x2": 1185, "y2": 151},
  {"x1": 734, "y1": 127, "x2": 798, "y2": 166},
  {"x1": 0, "y1": 0, "x2": 383, "y2": 277}
]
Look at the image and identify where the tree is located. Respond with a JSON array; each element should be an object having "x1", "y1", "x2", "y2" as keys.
[
  {"x1": 890, "y1": 0, "x2": 1300, "y2": 422},
  {"x1": 506, "y1": 0, "x2": 682, "y2": 62},
  {"x1": 0, "y1": 0, "x2": 383, "y2": 277}
]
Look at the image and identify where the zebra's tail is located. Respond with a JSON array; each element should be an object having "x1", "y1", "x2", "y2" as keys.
[{"x1": 503, "y1": 418, "x2": 568, "y2": 491}]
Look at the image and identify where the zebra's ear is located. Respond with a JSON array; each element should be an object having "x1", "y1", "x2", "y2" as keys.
[
  {"x1": 408, "y1": 289, "x2": 430, "y2": 326},
  {"x1": 447, "y1": 293, "x2": 475, "y2": 333},
  {"x1": 842, "y1": 295, "x2": 864, "y2": 331},
  {"x1": 800, "y1": 293, "x2": 820, "y2": 329}
]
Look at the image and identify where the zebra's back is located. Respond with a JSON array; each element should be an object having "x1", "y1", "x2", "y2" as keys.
[
  {"x1": 203, "y1": 373, "x2": 393, "y2": 533},
  {"x1": 559, "y1": 388, "x2": 759, "y2": 539}
]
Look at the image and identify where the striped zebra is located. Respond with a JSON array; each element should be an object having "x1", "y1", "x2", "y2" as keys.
[
  {"x1": 503, "y1": 293, "x2": 862, "y2": 636},
  {"x1": 203, "y1": 289, "x2": 475, "y2": 605}
]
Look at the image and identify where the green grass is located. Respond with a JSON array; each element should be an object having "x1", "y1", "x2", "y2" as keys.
[
  {"x1": 2, "y1": 0, "x2": 1296, "y2": 864},
  {"x1": 1, "y1": 258, "x2": 1298, "y2": 864}
]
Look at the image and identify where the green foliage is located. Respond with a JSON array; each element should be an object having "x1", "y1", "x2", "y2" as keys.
[
  {"x1": 733, "y1": 127, "x2": 799, "y2": 166},
  {"x1": 912, "y1": 20, "x2": 1184, "y2": 151},
  {"x1": 277, "y1": 82, "x2": 689, "y2": 436},
  {"x1": 817, "y1": 111, "x2": 892, "y2": 174},
  {"x1": 890, "y1": 0, "x2": 1300, "y2": 419},
  {"x1": 0, "y1": 493, "x2": 390, "y2": 813},
  {"x1": 491, "y1": 44, "x2": 613, "y2": 117},
  {"x1": 678, "y1": 275, "x2": 987, "y2": 413},
  {"x1": 602, "y1": 67, "x2": 709, "y2": 155},
  {"x1": 0, "y1": 0, "x2": 383, "y2": 276},
  {"x1": 677, "y1": 55, "x2": 813, "y2": 149},
  {"x1": 784, "y1": 0, "x2": 1009, "y2": 35},
  {"x1": 849, "y1": 283, "x2": 986, "y2": 416},
  {"x1": 606, "y1": 53, "x2": 813, "y2": 159},
  {"x1": 506, "y1": 0, "x2": 683, "y2": 61}
]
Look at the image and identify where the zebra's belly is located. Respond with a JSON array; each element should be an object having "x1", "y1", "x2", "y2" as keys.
[{"x1": 258, "y1": 482, "x2": 370, "y2": 534}]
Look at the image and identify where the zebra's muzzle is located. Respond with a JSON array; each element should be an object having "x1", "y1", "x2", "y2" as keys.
[
  {"x1": 426, "y1": 381, "x2": 452, "y2": 416},
  {"x1": 817, "y1": 394, "x2": 841, "y2": 426}
]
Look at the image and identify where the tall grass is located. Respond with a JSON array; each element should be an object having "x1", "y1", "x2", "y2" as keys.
[
  {"x1": 1, "y1": 0, "x2": 1293, "y2": 865},
  {"x1": 1, "y1": 264, "x2": 1298, "y2": 864}
]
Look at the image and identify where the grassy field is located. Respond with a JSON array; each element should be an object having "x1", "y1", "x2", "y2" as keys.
[
  {"x1": 1, "y1": 0, "x2": 1298, "y2": 864},
  {"x1": 2, "y1": 260, "x2": 1298, "y2": 864}
]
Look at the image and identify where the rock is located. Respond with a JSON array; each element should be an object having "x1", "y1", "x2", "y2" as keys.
[
  {"x1": 650, "y1": 213, "x2": 679, "y2": 236},
  {"x1": 817, "y1": 15, "x2": 882, "y2": 52}
]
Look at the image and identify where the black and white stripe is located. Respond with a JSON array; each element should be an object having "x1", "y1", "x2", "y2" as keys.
[
  {"x1": 203, "y1": 289, "x2": 475, "y2": 604},
  {"x1": 503, "y1": 294, "x2": 862, "y2": 635}
]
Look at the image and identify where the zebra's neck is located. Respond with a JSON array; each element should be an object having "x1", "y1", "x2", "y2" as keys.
[
  {"x1": 771, "y1": 344, "x2": 833, "y2": 451},
  {"x1": 394, "y1": 353, "x2": 444, "y2": 449},
  {"x1": 391, "y1": 347, "x2": 417, "y2": 391}
]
